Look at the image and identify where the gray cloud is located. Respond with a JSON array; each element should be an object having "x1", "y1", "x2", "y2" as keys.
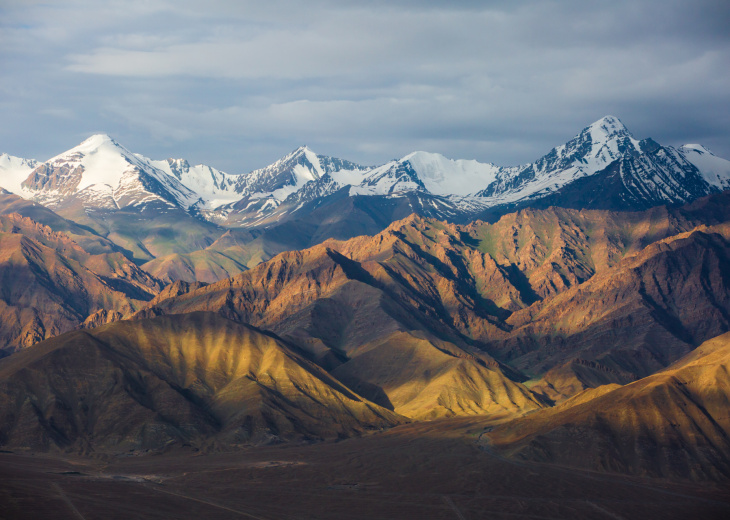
[{"x1": 1, "y1": 0, "x2": 729, "y2": 173}]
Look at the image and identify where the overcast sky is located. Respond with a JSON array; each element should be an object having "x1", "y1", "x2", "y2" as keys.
[{"x1": 1, "y1": 0, "x2": 729, "y2": 173}]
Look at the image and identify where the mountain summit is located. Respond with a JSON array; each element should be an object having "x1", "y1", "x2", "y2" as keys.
[
  {"x1": 2, "y1": 116, "x2": 729, "y2": 263},
  {"x1": 4, "y1": 117, "x2": 729, "y2": 220},
  {"x1": 20, "y1": 133, "x2": 200, "y2": 211},
  {"x1": 476, "y1": 116, "x2": 641, "y2": 201}
]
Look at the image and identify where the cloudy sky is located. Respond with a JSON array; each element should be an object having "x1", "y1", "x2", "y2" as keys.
[{"x1": 2, "y1": 0, "x2": 729, "y2": 173}]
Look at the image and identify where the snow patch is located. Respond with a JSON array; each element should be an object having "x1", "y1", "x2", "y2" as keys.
[
  {"x1": 680, "y1": 144, "x2": 730, "y2": 189},
  {"x1": 0, "y1": 153, "x2": 38, "y2": 195},
  {"x1": 404, "y1": 151, "x2": 501, "y2": 196}
]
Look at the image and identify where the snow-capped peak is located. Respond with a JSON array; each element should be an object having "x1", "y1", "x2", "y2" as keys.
[
  {"x1": 233, "y1": 145, "x2": 370, "y2": 202},
  {"x1": 49, "y1": 134, "x2": 133, "y2": 165},
  {"x1": 586, "y1": 115, "x2": 630, "y2": 142},
  {"x1": 145, "y1": 156, "x2": 241, "y2": 209},
  {"x1": 19, "y1": 133, "x2": 204, "y2": 212},
  {"x1": 561, "y1": 115, "x2": 642, "y2": 174},
  {"x1": 279, "y1": 145, "x2": 325, "y2": 179},
  {"x1": 300, "y1": 147, "x2": 324, "y2": 178},
  {"x1": 77, "y1": 133, "x2": 117, "y2": 149},
  {"x1": 6, "y1": 116, "x2": 730, "y2": 230},
  {"x1": 474, "y1": 116, "x2": 643, "y2": 202},
  {"x1": 48, "y1": 134, "x2": 142, "y2": 192}
]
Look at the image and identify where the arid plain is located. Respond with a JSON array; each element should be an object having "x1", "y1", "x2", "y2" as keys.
[{"x1": 3, "y1": 417, "x2": 730, "y2": 520}]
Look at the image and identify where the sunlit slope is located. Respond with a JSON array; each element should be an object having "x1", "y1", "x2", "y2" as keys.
[
  {"x1": 0, "y1": 312, "x2": 402, "y2": 452},
  {"x1": 332, "y1": 330, "x2": 542, "y2": 420},
  {"x1": 488, "y1": 331, "x2": 730, "y2": 480},
  {"x1": 134, "y1": 218, "x2": 548, "y2": 418}
]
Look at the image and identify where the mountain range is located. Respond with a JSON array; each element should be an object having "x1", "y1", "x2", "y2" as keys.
[
  {"x1": 1, "y1": 116, "x2": 730, "y2": 499},
  {"x1": 2, "y1": 116, "x2": 730, "y2": 272}
]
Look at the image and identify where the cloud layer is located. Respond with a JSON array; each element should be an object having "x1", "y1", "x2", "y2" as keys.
[{"x1": 2, "y1": 0, "x2": 729, "y2": 172}]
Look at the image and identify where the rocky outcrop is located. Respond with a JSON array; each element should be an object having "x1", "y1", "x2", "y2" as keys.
[
  {"x1": 0, "y1": 214, "x2": 163, "y2": 353},
  {"x1": 491, "y1": 225, "x2": 730, "y2": 379}
]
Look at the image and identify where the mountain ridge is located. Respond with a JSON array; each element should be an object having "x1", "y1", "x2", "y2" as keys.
[
  {"x1": 134, "y1": 192, "x2": 730, "y2": 399},
  {"x1": 3, "y1": 116, "x2": 729, "y2": 230}
]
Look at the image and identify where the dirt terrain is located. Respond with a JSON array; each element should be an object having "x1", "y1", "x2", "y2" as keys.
[{"x1": 2, "y1": 418, "x2": 729, "y2": 520}]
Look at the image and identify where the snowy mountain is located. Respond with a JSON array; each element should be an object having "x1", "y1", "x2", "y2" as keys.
[
  {"x1": 2, "y1": 116, "x2": 729, "y2": 233},
  {"x1": 229, "y1": 115, "x2": 730, "y2": 220},
  {"x1": 233, "y1": 145, "x2": 367, "y2": 200},
  {"x1": 0, "y1": 153, "x2": 38, "y2": 195},
  {"x1": 348, "y1": 152, "x2": 502, "y2": 197},
  {"x1": 0, "y1": 135, "x2": 232, "y2": 263},
  {"x1": 476, "y1": 116, "x2": 642, "y2": 201},
  {"x1": 0, "y1": 135, "x2": 245, "y2": 216},
  {"x1": 145, "y1": 157, "x2": 241, "y2": 210},
  {"x1": 18, "y1": 134, "x2": 202, "y2": 212},
  {"x1": 473, "y1": 116, "x2": 730, "y2": 211},
  {"x1": 679, "y1": 144, "x2": 730, "y2": 190},
  {"x1": 206, "y1": 146, "x2": 370, "y2": 226}
]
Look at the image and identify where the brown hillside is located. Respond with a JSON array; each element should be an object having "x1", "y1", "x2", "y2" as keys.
[
  {"x1": 487, "y1": 331, "x2": 730, "y2": 480},
  {"x1": 135, "y1": 216, "x2": 550, "y2": 418},
  {"x1": 140, "y1": 207, "x2": 730, "y2": 391},
  {"x1": 0, "y1": 213, "x2": 164, "y2": 354},
  {"x1": 491, "y1": 225, "x2": 730, "y2": 381},
  {"x1": 331, "y1": 330, "x2": 543, "y2": 420},
  {"x1": 0, "y1": 312, "x2": 402, "y2": 452}
]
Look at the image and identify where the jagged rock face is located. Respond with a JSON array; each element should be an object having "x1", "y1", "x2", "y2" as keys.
[
  {"x1": 21, "y1": 159, "x2": 85, "y2": 195},
  {"x1": 80, "y1": 309, "x2": 124, "y2": 330},
  {"x1": 0, "y1": 313, "x2": 403, "y2": 452},
  {"x1": 491, "y1": 225, "x2": 730, "y2": 379},
  {"x1": 148, "y1": 280, "x2": 208, "y2": 306},
  {"x1": 0, "y1": 213, "x2": 163, "y2": 353},
  {"x1": 488, "y1": 331, "x2": 730, "y2": 481},
  {"x1": 140, "y1": 194, "x2": 730, "y2": 394}
]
